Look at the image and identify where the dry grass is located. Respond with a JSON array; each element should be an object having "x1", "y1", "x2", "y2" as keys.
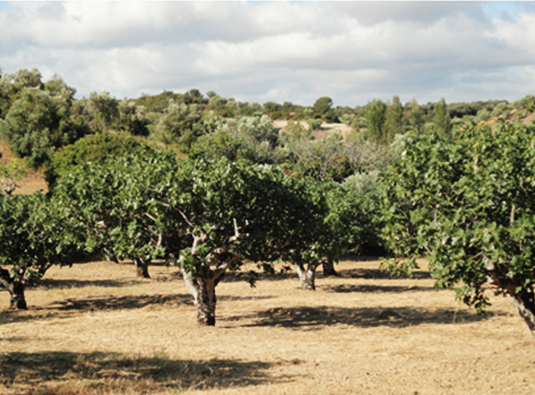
[{"x1": 1, "y1": 258, "x2": 534, "y2": 395}]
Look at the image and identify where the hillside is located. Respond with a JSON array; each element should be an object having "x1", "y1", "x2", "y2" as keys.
[{"x1": 0, "y1": 140, "x2": 48, "y2": 195}]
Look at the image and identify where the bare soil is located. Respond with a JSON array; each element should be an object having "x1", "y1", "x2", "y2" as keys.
[{"x1": 1, "y1": 258, "x2": 534, "y2": 395}]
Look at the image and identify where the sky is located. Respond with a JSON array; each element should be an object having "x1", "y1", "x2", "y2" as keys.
[{"x1": 1, "y1": 1, "x2": 535, "y2": 107}]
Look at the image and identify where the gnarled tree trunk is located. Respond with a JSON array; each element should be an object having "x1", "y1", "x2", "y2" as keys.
[
  {"x1": 509, "y1": 287, "x2": 535, "y2": 338},
  {"x1": 322, "y1": 258, "x2": 337, "y2": 277},
  {"x1": 181, "y1": 267, "x2": 226, "y2": 326},
  {"x1": 133, "y1": 258, "x2": 151, "y2": 279},
  {"x1": 294, "y1": 261, "x2": 321, "y2": 290},
  {"x1": 0, "y1": 268, "x2": 27, "y2": 310},
  {"x1": 486, "y1": 260, "x2": 535, "y2": 338},
  {"x1": 104, "y1": 248, "x2": 118, "y2": 263},
  {"x1": 8, "y1": 282, "x2": 27, "y2": 310}
]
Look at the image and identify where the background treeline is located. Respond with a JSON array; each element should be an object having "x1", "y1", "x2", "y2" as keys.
[{"x1": 2, "y1": 67, "x2": 535, "y2": 174}]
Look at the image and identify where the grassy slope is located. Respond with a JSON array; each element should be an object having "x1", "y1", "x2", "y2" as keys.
[{"x1": 0, "y1": 140, "x2": 48, "y2": 195}]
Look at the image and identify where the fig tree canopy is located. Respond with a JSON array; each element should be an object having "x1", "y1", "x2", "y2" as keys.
[
  {"x1": 0, "y1": 194, "x2": 78, "y2": 309},
  {"x1": 381, "y1": 121, "x2": 535, "y2": 338}
]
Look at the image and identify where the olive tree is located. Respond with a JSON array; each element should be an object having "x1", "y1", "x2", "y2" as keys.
[
  {"x1": 0, "y1": 83, "x2": 88, "y2": 169},
  {"x1": 381, "y1": 121, "x2": 535, "y2": 338},
  {"x1": 153, "y1": 101, "x2": 219, "y2": 152},
  {"x1": 190, "y1": 115, "x2": 279, "y2": 164},
  {"x1": 277, "y1": 132, "x2": 351, "y2": 182},
  {"x1": 0, "y1": 194, "x2": 78, "y2": 309},
  {"x1": 0, "y1": 68, "x2": 43, "y2": 118}
]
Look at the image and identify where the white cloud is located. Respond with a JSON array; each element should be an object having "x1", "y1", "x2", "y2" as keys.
[{"x1": 1, "y1": 1, "x2": 534, "y2": 106}]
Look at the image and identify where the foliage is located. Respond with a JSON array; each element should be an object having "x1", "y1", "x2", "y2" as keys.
[
  {"x1": 46, "y1": 132, "x2": 156, "y2": 190},
  {"x1": 160, "y1": 157, "x2": 329, "y2": 322},
  {"x1": 385, "y1": 96, "x2": 404, "y2": 137},
  {"x1": 153, "y1": 102, "x2": 220, "y2": 153},
  {"x1": 0, "y1": 80, "x2": 90, "y2": 169},
  {"x1": 0, "y1": 68, "x2": 43, "y2": 118},
  {"x1": 363, "y1": 99, "x2": 387, "y2": 143},
  {"x1": 277, "y1": 132, "x2": 351, "y2": 181},
  {"x1": 446, "y1": 100, "x2": 506, "y2": 119},
  {"x1": 381, "y1": 121, "x2": 535, "y2": 335},
  {"x1": 83, "y1": 91, "x2": 120, "y2": 132},
  {"x1": 403, "y1": 99, "x2": 424, "y2": 135},
  {"x1": 312, "y1": 97, "x2": 338, "y2": 122},
  {"x1": 184, "y1": 89, "x2": 207, "y2": 105},
  {"x1": 52, "y1": 150, "x2": 317, "y2": 323},
  {"x1": 0, "y1": 194, "x2": 79, "y2": 309},
  {"x1": 134, "y1": 91, "x2": 185, "y2": 113},
  {"x1": 307, "y1": 118, "x2": 322, "y2": 132},
  {"x1": 116, "y1": 101, "x2": 150, "y2": 136},
  {"x1": 190, "y1": 115, "x2": 279, "y2": 163},
  {"x1": 278, "y1": 129, "x2": 396, "y2": 182},
  {"x1": 344, "y1": 133, "x2": 398, "y2": 174},
  {"x1": 51, "y1": 150, "x2": 177, "y2": 277},
  {"x1": 342, "y1": 171, "x2": 386, "y2": 254},
  {"x1": 432, "y1": 98, "x2": 452, "y2": 137}
]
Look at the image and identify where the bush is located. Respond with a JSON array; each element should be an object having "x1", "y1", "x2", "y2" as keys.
[
  {"x1": 190, "y1": 115, "x2": 279, "y2": 164},
  {"x1": 46, "y1": 132, "x2": 157, "y2": 190},
  {"x1": 153, "y1": 102, "x2": 220, "y2": 153}
]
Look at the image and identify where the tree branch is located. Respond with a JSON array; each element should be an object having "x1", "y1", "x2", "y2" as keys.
[
  {"x1": 144, "y1": 212, "x2": 157, "y2": 222},
  {"x1": 191, "y1": 232, "x2": 207, "y2": 256},
  {"x1": 177, "y1": 209, "x2": 195, "y2": 229},
  {"x1": 228, "y1": 218, "x2": 249, "y2": 243}
]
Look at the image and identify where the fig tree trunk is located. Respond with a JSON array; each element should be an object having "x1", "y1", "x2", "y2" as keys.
[
  {"x1": 0, "y1": 269, "x2": 28, "y2": 310},
  {"x1": 133, "y1": 258, "x2": 151, "y2": 279},
  {"x1": 104, "y1": 248, "x2": 118, "y2": 263},
  {"x1": 181, "y1": 269, "x2": 221, "y2": 326},
  {"x1": 294, "y1": 262, "x2": 321, "y2": 290},
  {"x1": 8, "y1": 282, "x2": 27, "y2": 310},
  {"x1": 509, "y1": 287, "x2": 535, "y2": 338},
  {"x1": 322, "y1": 258, "x2": 337, "y2": 277}
]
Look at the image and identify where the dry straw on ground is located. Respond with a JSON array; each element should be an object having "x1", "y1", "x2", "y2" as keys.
[{"x1": 1, "y1": 258, "x2": 534, "y2": 395}]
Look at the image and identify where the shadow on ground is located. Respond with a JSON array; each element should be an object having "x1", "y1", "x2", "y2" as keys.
[
  {"x1": 0, "y1": 351, "x2": 284, "y2": 393},
  {"x1": 38, "y1": 279, "x2": 127, "y2": 290},
  {"x1": 0, "y1": 294, "x2": 192, "y2": 326},
  {"x1": 222, "y1": 305, "x2": 502, "y2": 329},
  {"x1": 338, "y1": 268, "x2": 432, "y2": 280},
  {"x1": 222, "y1": 269, "x2": 296, "y2": 283},
  {"x1": 322, "y1": 284, "x2": 436, "y2": 293},
  {"x1": 54, "y1": 293, "x2": 193, "y2": 311}
]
